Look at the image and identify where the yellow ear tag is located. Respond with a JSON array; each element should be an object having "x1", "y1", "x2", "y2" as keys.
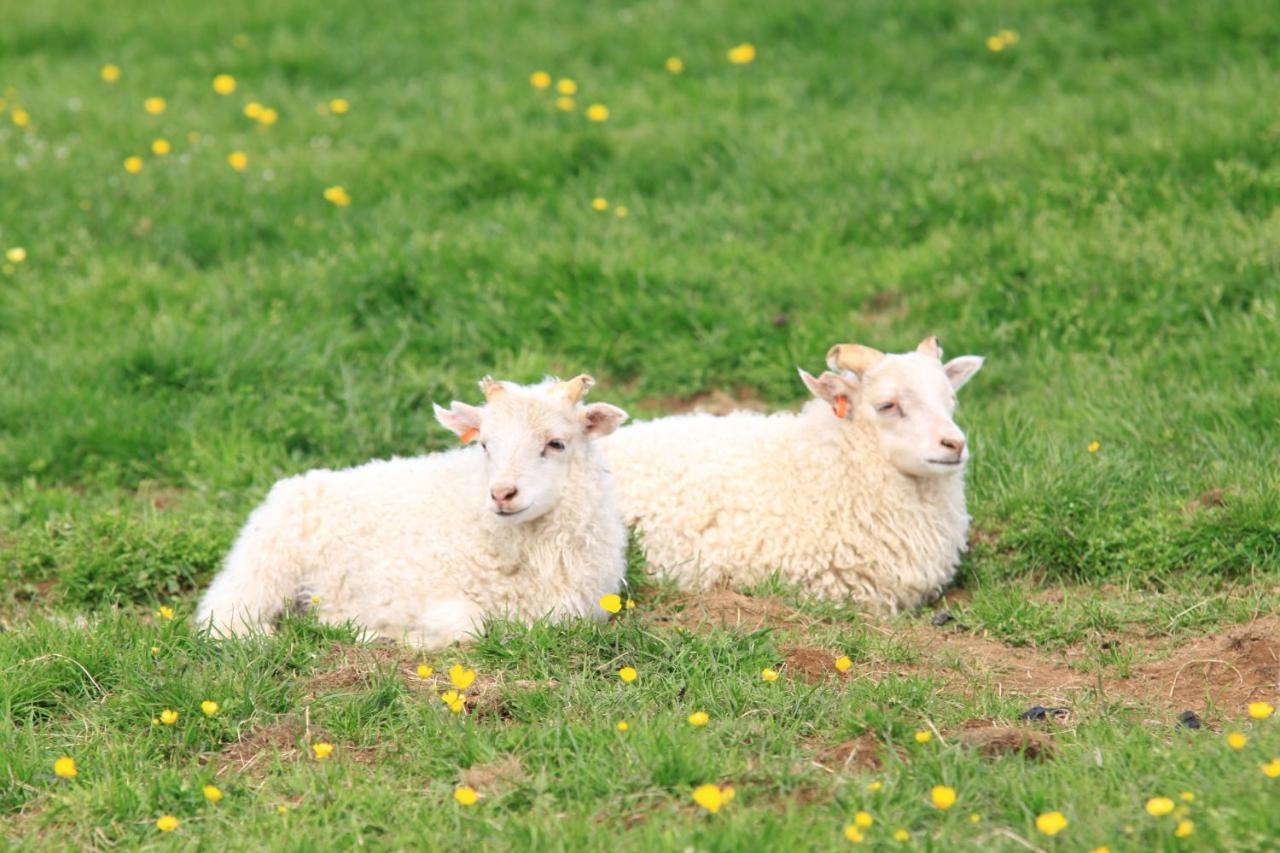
[
  {"x1": 833, "y1": 395, "x2": 849, "y2": 419},
  {"x1": 460, "y1": 427, "x2": 479, "y2": 444}
]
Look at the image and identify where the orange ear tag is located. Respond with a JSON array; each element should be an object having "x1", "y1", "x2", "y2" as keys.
[
  {"x1": 833, "y1": 396, "x2": 849, "y2": 419},
  {"x1": 459, "y1": 427, "x2": 479, "y2": 444}
]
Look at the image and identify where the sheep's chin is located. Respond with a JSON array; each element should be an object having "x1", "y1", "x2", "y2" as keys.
[{"x1": 489, "y1": 503, "x2": 550, "y2": 524}]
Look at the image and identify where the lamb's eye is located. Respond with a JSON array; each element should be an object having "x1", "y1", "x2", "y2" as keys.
[
  {"x1": 480, "y1": 442, "x2": 488, "y2": 452},
  {"x1": 875, "y1": 401, "x2": 899, "y2": 415},
  {"x1": 546, "y1": 439, "x2": 566, "y2": 452}
]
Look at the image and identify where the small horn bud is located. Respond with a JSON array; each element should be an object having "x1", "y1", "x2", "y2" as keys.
[
  {"x1": 480, "y1": 376, "x2": 506, "y2": 401},
  {"x1": 826, "y1": 343, "x2": 885, "y2": 374},
  {"x1": 554, "y1": 374, "x2": 595, "y2": 404},
  {"x1": 916, "y1": 335, "x2": 942, "y2": 360}
]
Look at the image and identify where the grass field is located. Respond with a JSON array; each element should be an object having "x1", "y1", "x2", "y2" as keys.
[{"x1": 2, "y1": 0, "x2": 1279, "y2": 848}]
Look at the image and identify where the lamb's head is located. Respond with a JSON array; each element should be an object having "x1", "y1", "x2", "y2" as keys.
[
  {"x1": 801, "y1": 336, "x2": 984, "y2": 478},
  {"x1": 433, "y1": 374, "x2": 628, "y2": 522}
]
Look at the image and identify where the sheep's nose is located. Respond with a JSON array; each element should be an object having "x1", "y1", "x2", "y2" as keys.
[
  {"x1": 490, "y1": 485, "x2": 519, "y2": 505},
  {"x1": 940, "y1": 436, "x2": 966, "y2": 456}
]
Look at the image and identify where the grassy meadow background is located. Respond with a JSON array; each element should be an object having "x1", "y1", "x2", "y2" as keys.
[{"x1": 2, "y1": 0, "x2": 1278, "y2": 849}]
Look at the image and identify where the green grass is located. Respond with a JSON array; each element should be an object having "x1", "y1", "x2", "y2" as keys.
[{"x1": 2, "y1": 0, "x2": 1278, "y2": 848}]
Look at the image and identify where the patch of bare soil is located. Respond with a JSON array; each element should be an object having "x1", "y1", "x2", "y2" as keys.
[
  {"x1": 783, "y1": 645, "x2": 843, "y2": 684},
  {"x1": 1128, "y1": 615, "x2": 1280, "y2": 714},
  {"x1": 808, "y1": 733, "x2": 883, "y2": 772},
  {"x1": 651, "y1": 590, "x2": 808, "y2": 634},
  {"x1": 302, "y1": 643, "x2": 411, "y2": 697},
  {"x1": 212, "y1": 717, "x2": 377, "y2": 779},
  {"x1": 460, "y1": 755, "x2": 527, "y2": 794},
  {"x1": 954, "y1": 720, "x2": 1056, "y2": 761}
]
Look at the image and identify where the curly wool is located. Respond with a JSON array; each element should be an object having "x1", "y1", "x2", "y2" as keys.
[
  {"x1": 601, "y1": 401, "x2": 969, "y2": 613},
  {"x1": 196, "y1": 441, "x2": 626, "y2": 649}
]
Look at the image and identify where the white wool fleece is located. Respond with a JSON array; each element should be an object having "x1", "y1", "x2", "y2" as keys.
[{"x1": 197, "y1": 380, "x2": 628, "y2": 648}]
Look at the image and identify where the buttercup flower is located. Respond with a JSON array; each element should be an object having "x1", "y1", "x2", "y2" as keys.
[
  {"x1": 556, "y1": 78, "x2": 577, "y2": 95},
  {"x1": 1227, "y1": 732, "x2": 1248, "y2": 750},
  {"x1": 227, "y1": 151, "x2": 248, "y2": 171},
  {"x1": 614, "y1": 206, "x2": 628, "y2": 218},
  {"x1": 258, "y1": 108, "x2": 278, "y2": 126},
  {"x1": 144, "y1": 97, "x2": 166, "y2": 115},
  {"x1": 969, "y1": 813, "x2": 982, "y2": 823},
  {"x1": 530, "y1": 71, "x2": 551, "y2": 89},
  {"x1": 11, "y1": 109, "x2": 30, "y2": 127},
  {"x1": 844, "y1": 825, "x2": 864, "y2": 843},
  {"x1": 312, "y1": 742, "x2": 334, "y2": 760},
  {"x1": 276, "y1": 804, "x2": 288, "y2": 814},
  {"x1": 665, "y1": 57, "x2": 684, "y2": 74},
  {"x1": 6, "y1": 247, "x2": 26, "y2": 264},
  {"x1": 854, "y1": 811, "x2": 873, "y2": 828},
  {"x1": 1262, "y1": 759, "x2": 1280, "y2": 778},
  {"x1": 834, "y1": 656, "x2": 852, "y2": 673},
  {"x1": 417, "y1": 664, "x2": 434, "y2": 678},
  {"x1": 1248, "y1": 701, "x2": 1275, "y2": 720},
  {"x1": 440, "y1": 690, "x2": 466, "y2": 713},
  {"x1": 586, "y1": 104, "x2": 609, "y2": 122},
  {"x1": 201, "y1": 700, "x2": 219, "y2": 717},
  {"x1": 619, "y1": 666, "x2": 637, "y2": 683},
  {"x1": 157, "y1": 606, "x2": 174, "y2": 620},
  {"x1": 867, "y1": 780, "x2": 883, "y2": 792},
  {"x1": 626, "y1": 599, "x2": 636, "y2": 609},
  {"x1": 156, "y1": 815, "x2": 178, "y2": 832},
  {"x1": 159, "y1": 709, "x2": 179, "y2": 725},
  {"x1": 244, "y1": 102, "x2": 264, "y2": 119},
  {"x1": 1088, "y1": 440, "x2": 1101, "y2": 453},
  {"x1": 1179, "y1": 791, "x2": 1195, "y2": 802},
  {"x1": 599, "y1": 594, "x2": 622, "y2": 613},
  {"x1": 454, "y1": 785, "x2": 478, "y2": 805},
  {"x1": 203, "y1": 784, "x2": 223, "y2": 803},
  {"x1": 930, "y1": 785, "x2": 956, "y2": 810},
  {"x1": 1145, "y1": 797, "x2": 1174, "y2": 817},
  {"x1": 101, "y1": 64, "x2": 121, "y2": 82},
  {"x1": 152, "y1": 139, "x2": 171, "y2": 156},
  {"x1": 914, "y1": 730, "x2": 932, "y2": 743},
  {"x1": 1036, "y1": 811, "x2": 1068, "y2": 836},
  {"x1": 323, "y1": 186, "x2": 351, "y2": 207},
  {"x1": 449, "y1": 664, "x2": 476, "y2": 690},
  {"x1": 893, "y1": 829, "x2": 910, "y2": 842},
  {"x1": 1000, "y1": 29, "x2": 1020, "y2": 44},
  {"x1": 1090, "y1": 847, "x2": 1112, "y2": 853},
  {"x1": 986, "y1": 35, "x2": 1006, "y2": 52},
  {"x1": 688, "y1": 711, "x2": 709, "y2": 727},
  {"x1": 592, "y1": 197, "x2": 608, "y2": 211},
  {"x1": 616, "y1": 720, "x2": 629, "y2": 732},
  {"x1": 212, "y1": 74, "x2": 236, "y2": 95},
  {"x1": 692, "y1": 783, "x2": 730, "y2": 813},
  {"x1": 761, "y1": 668, "x2": 779, "y2": 682},
  {"x1": 727, "y1": 43, "x2": 756, "y2": 64},
  {"x1": 555, "y1": 97, "x2": 575, "y2": 111},
  {"x1": 1174, "y1": 820, "x2": 1194, "y2": 838},
  {"x1": 53, "y1": 756, "x2": 77, "y2": 779},
  {"x1": 329, "y1": 98, "x2": 349, "y2": 114}
]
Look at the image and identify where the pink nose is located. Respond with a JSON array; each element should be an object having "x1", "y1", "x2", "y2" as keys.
[
  {"x1": 940, "y1": 436, "x2": 966, "y2": 456},
  {"x1": 490, "y1": 485, "x2": 519, "y2": 506}
]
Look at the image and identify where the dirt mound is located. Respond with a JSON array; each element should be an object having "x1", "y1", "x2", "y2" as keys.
[
  {"x1": 955, "y1": 720, "x2": 1056, "y2": 761},
  {"x1": 809, "y1": 733, "x2": 883, "y2": 772},
  {"x1": 651, "y1": 590, "x2": 807, "y2": 633},
  {"x1": 1129, "y1": 615, "x2": 1279, "y2": 715},
  {"x1": 212, "y1": 718, "x2": 378, "y2": 779},
  {"x1": 460, "y1": 755, "x2": 527, "y2": 793},
  {"x1": 783, "y1": 646, "x2": 843, "y2": 684}
]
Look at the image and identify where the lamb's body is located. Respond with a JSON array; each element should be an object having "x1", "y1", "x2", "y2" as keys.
[
  {"x1": 197, "y1": 377, "x2": 629, "y2": 648},
  {"x1": 601, "y1": 402, "x2": 969, "y2": 613}
]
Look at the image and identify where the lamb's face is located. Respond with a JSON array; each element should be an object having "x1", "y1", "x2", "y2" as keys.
[
  {"x1": 433, "y1": 375, "x2": 628, "y2": 523},
  {"x1": 819, "y1": 336, "x2": 985, "y2": 479}
]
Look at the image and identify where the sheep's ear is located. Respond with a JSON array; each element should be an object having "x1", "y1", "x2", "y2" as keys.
[
  {"x1": 580, "y1": 403, "x2": 628, "y2": 438},
  {"x1": 433, "y1": 401, "x2": 483, "y2": 441},
  {"x1": 943, "y1": 356, "x2": 984, "y2": 391},
  {"x1": 798, "y1": 368, "x2": 859, "y2": 419}
]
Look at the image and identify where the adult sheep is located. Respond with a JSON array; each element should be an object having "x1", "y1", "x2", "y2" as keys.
[
  {"x1": 196, "y1": 375, "x2": 629, "y2": 648},
  {"x1": 601, "y1": 337, "x2": 984, "y2": 613}
]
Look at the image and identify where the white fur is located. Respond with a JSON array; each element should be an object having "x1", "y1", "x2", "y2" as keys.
[
  {"x1": 601, "y1": 339, "x2": 984, "y2": 613},
  {"x1": 196, "y1": 377, "x2": 629, "y2": 648}
]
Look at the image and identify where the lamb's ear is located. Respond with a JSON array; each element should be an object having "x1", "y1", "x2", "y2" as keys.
[
  {"x1": 581, "y1": 403, "x2": 628, "y2": 438},
  {"x1": 433, "y1": 401, "x2": 483, "y2": 442},
  {"x1": 943, "y1": 356, "x2": 984, "y2": 391},
  {"x1": 798, "y1": 368, "x2": 859, "y2": 419}
]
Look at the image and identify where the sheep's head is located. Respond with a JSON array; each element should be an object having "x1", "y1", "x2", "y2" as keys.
[
  {"x1": 801, "y1": 336, "x2": 984, "y2": 478},
  {"x1": 432, "y1": 375, "x2": 628, "y2": 522}
]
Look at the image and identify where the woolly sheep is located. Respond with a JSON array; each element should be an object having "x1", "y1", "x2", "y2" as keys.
[
  {"x1": 600, "y1": 337, "x2": 984, "y2": 613},
  {"x1": 196, "y1": 375, "x2": 630, "y2": 648}
]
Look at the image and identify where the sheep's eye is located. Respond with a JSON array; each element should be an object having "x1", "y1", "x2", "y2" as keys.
[
  {"x1": 546, "y1": 438, "x2": 566, "y2": 452},
  {"x1": 480, "y1": 442, "x2": 488, "y2": 452},
  {"x1": 875, "y1": 401, "x2": 899, "y2": 415}
]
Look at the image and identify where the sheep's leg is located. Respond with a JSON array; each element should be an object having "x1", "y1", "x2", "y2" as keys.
[{"x1": 402, "y1": 599, "x2": 485, "y2": 649}]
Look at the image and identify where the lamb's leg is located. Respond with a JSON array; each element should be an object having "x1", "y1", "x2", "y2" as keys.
[{"x1": 402, "y1": 599, "x2": 485, "y2": 649}]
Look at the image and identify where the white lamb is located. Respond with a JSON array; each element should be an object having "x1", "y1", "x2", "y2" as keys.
[
  {"x1": 601, "y1": 337, "x2": 984, "y2": 613},
  {"x1": 196, "y1": 375, "x2": 629, "y2": 648}
]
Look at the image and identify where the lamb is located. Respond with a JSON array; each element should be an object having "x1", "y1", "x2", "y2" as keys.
[
  {"x1": 600, "y1": 337, "x2": 984, "y2": 613},
  {"x1": 195, "y1": 375, "x2": 629, "y2": 648}
]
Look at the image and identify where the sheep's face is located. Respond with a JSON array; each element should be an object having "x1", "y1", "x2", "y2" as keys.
[
  {"x1": 433, "y1": 375, "x2": 628, "y2": 522},
  {"x1": 814, "y1": 336, "x2": 984, "y2": 478}
]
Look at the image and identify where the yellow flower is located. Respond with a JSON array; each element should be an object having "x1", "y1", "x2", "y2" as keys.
[
  {"x1": 834, "y1": 656, "x2": 852, "y2": 673},
  {"x1": 986, "y1": 35, "x2": 1006, "y2": 52},
  {"x1": 530, "y1": 71, "x2": 551, "y2": 89},
  {"x1": 1087, "y1": 440, "x2": 1101, "y2": 453},
  {"x1": 592, "y1": 197, "x2": 608, "y2": 211},
  {"x1": 626, "y1": 599, "x2": 636, "y2": 609},
  {"x1": 276, "y1": 804, "x2": 288, "y2": 814},
  {"x1": 150, "y1": 646, "x2": 160, "y2": 655},
  {"x1": 440, "y1": 690, "x2": 466, "y2": 713},
  {"x1": 1174, "y1": 820, "x2": 1194, "y2": 838},
  {"x1": 417, "y1": 664, "x2": 434, "y2": 679},
  {"x1": 761, "y1": 668, "x2": 779, "y2": 682},
  {"x1": 599, "y1": 594, "x2": 622, "y2": 613},
  {"x1": 152, "y1": 139, "x2": 171, "y2": 156},
  {"x1": 228, "y1": 151, "x2": 249, "y2": 171},
  {"x1": 555, "y1": 96, "x2": 575, "y2": 111},
  {"x1": 619, "y1": 666, "x2": 637, "y2": 683},
  {"x1": 1090, "y1": 847, "x2": 1111, "y2": 853},
  {"x1": 449, "y1": 664, "x2": 476, "y2": 690},
  {"x1": 930, "y1": 785, "x2": 956, "y2": 810},
  {"x1": 101, "y1": 64, "x2": 121, "y2": 82},
  {"x1": 155, "y1": 815, "x2": 179, "y2": 833},
  {"x1": 244, "y1": 102, "x2": 264, "y2": 119},
  {"x1": 1000, "y1": 29, "x2": 1021, "y2": 44},
  {"x1": 1248, "y1": 701, "x2": 1275, "y2": 720},
  {"x1": 866, "y1": 780, "x2": 883, "y2": 792},
  {"x1": 323, "y1": 186, "x2": 351, "y2": 207},
  {"x1": 1145, "y1": 797, "x2": 1174, "y2": 817},
  {"x1": 310, "y1": 595, "x2": 321, "y2": 605},
  {"x1": 144, "y1": 97, "x2": 166, "y2": 115},
  {"x1": 914, "y1": 730, "x2": 932, "y2": 743},
  {"x1": 853, "y1": 811, "x2": 873, "y2": 829},
  {"x1": 201, "y1": 700, "x2": 219, "y2": 717},
  {"x1": 258, "y1": 108, "x2": 278, "y2": 126},
  {"x1": 1036, "y1": 811, "x2": 1068, "y2": 836},
  {"x1": 1227, "y1": 731, "x2": 1248, "y2": 750},
  {"x1": 159, "y1": 709, "x2": 179, "y2": 725},
  {"x1": 312, "y1": 742, "x2": 334, "y2": 760},
  {"x1": 329, "y1": 98, "x2": 350, "y2": 114},
  {"x1": 586, "y1": 104, "x2": 609, "y2": 122},
  {"x1": 665, "y1": 57, "x2": 684, "y2": 74},
  {"x1": 692, "y1": 783, "x2": 729, "y2": 813},
  {"x1": 212, "y1": 74, "x2": 236, "y2": 95},
  {"x1": 556, "y1": 78, "x2": 577, "y2": 95},
  {"x1": 688, "y1": 711, "x2": 710, "y2": 727},
  {"x1": 843, "y1": 825, "x2": 864, "y2": 843},
  {"x1": 203, "y1": 784, "x2": 223, "y2": 803},
  {"x1": 1179, "y1": 791, "x2": 1195, "y2": 802},
  {"x1": 6, "y1": 247, "x2": 26, "y2": 264},
  {"x1": 727, "y1": 43, "x2": 756, "y2": 64},
  {"x1": 454, "y1": 785, "x2": 478, "y2": 806},
  {"x1": 53, "y1": 756, "x2": 77, "y2": 779},
  {"x1": 1262, "y1": 759, "x2": 1280, "y2": 778},
  {"x1": 616, "y1": 720, "x2": 629, "y2": 732},
  {"x1": 893, "y1": 829, "x2": 910, "y2": 842},
  {"x1": 11, "y1": 109, "x2": 30, "y2": 127},
  {"x1": 969, "y1": 813, "x2": 982, "y2": 824},
  {"x1": 614, "y1": 206, "x2": 628, "y2": 218},
  {"x1": 157, "y1": 606, "x2": 174, "y2": 620}
]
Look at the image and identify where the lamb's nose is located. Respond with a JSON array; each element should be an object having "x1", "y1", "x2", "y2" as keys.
[
  {"x1": 940, "y1": 436, "x2": 966, "y2": 456},
  {"x1": 491, "y1": 485, "x2": 519, "y2": 505}
]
